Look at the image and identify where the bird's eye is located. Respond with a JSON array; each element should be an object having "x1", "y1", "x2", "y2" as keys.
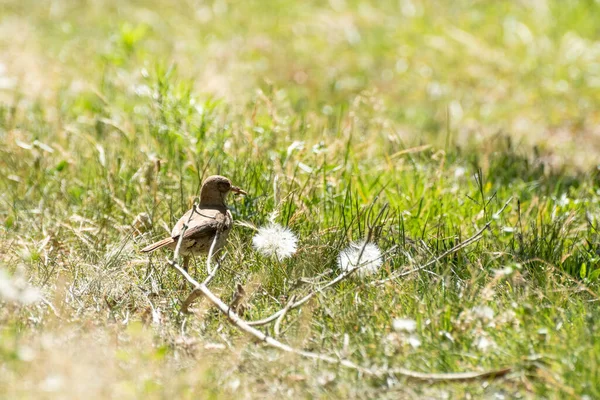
[{"x1": 218, "y1": 182, "x2": 231, "y2": 192}]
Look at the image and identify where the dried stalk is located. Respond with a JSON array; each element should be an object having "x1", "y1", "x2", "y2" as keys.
[
  {"x1": 181, "y1": 258, "x2": 223, "y2": 313},
  {"x1": 247, "y1": 244, "x2": 398, "y2": 327},
  {"x1": 173, "y1": 204, "x2": 197, "y2": 259},
  {"x1": 274, "y1": 294, "x2": 296, "y2": 337},
  {"x1": 169, "y1": 238, "x2": 512, "y2": 382},
  {"x1": 245, "y1": 198, "x2": 511, "y2": 327},
  {"x1": 206, "y1": 231, "x2": 220, "y2": 275}
]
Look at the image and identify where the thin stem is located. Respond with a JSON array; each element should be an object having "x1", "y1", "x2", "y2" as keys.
[
  {"x1": 180, "y1": 241, "x2": 224, "y2": 313},
  {"x1": 274, "y1": 294, "x2": 296, "y2": 337},
  {"x1": 206, "y1": 231, "x2": 220, "y2": 275},
  {"x1": 169, "y1": 255, "x2": 512, "y2": 382},
  {"x1": 173, "y1": 204, "x2": 198, "y2": 260},
  {"x1": 247, "y1": 245, "x2": 398, "y2": 327}
]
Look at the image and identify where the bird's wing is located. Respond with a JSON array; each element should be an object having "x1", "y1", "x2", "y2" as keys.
[
  {"x1": 171, "y1": 207, "x2": 229, "y2": 240},
  {"x1": 179, "y1": 219, "x2": 221, "y2": 241},
  {"x1": 172, "y1": 207, "x2": 223, "y2": 235}
]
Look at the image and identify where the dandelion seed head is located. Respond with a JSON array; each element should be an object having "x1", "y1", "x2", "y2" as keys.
[
  {"x1": 338, "y1": 240, "x2": 383, "y2": 277},
  {"x1": 252, "y1": 223, "x2": 298, "y2": 260}
]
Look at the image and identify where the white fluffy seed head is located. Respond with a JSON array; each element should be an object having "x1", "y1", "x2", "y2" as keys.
[
  {"x1": 0, "y1": 269, "x2": 41, "y2": 305},
  {"x1": 337, "y1": 240, "x2": 383, "y2": 277},
  {"x1": 252, "y1": 223, "x2": 298, "y2": 260}
]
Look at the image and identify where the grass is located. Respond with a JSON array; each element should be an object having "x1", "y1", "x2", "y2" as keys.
[{"x1": 1, "y1": 0, "x2": 600, "y2": 398}]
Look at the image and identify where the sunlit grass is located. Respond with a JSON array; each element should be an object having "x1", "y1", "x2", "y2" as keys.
[{"x1": 1, "y1": 0, "x2": 600, "y2": 398}]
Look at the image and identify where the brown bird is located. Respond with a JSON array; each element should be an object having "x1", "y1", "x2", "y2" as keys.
[{"x1": 141, "y1": 175, "x2": 246, "y2": 271}]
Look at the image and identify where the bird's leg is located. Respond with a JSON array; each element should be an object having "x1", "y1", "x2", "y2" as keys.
[
  {"x1": 190, "y1": 255, "x2": 197, "y2": 276},
  {"x1": 180, "y1": 256, "x2": 190, "y2": 290}
]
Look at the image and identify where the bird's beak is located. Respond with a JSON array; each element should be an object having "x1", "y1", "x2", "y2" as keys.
[{"x1": 231, "y1": 186, "x2": 247, "y2": 195}]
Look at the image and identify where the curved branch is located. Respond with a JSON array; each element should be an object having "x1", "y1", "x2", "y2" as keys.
[
  {"x1": 247, "y1": 245, "x2": 398, "y2": 326},
  {"x1": 169, "y1": 256, "x2": 513, "y2": 382}
]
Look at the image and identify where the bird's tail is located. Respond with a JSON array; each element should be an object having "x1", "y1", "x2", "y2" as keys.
[{"x1": 141, "y1": 237, "x2": 176, "y2": 253}]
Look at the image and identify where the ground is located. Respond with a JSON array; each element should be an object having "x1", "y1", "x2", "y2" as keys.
[{"x1": 1, "y1": 0, "x2": 600, "y2": 398}]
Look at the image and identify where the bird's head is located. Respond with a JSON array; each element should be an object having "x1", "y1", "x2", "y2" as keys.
[{"x1": 200, "y1": 175, "x2": 246, "y2": 206}]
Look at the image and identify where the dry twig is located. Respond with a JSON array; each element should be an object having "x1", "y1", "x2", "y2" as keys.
[
  {"x1": 181, "y1": 257, "x2": 223, "y2": 313},
  {"x1": 247, "y1": 244, "x2": 398, "y2": 326},
  {"x1": 274, "y1": 294, "x2": 296, "y2": 337},
  {"x1": 168, "y1": 236, "x2": 513, "y2": 382}
]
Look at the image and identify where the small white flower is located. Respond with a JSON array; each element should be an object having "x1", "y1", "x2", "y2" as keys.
[
  {"x1": 556, "y1": 193, "x2": 570, "y2": 207},
  {"x1": 133, "y1": 84, "x2": 152, "y2": 97},
  {"x1": 439, "y1": 330, "x2": 455, "y2": 343},
  {"x1": 472, "y1": 305, "x2": 494, "y2": 322},
  {"x1": 41, "y1": 374, "x2": 64, "y2": 392},
  {"x1": 252, "y1": 223, "x2": 298, "y2": 260},
  {"x1": 406, "y1": 335, "x2": 422, "y2": 348},
  {"x1": 497, "y1": 309, "x2": 519, "y2": 328},
  {"x1": 338, "y1": 241, "x2": 383, "y2": 277},
  {"x1": 392, "y1": 318, "x2": 417, "y2": 333},
  {"x1": 474, "y1": 335, "x2": 496, "y2": 352},
  {"x1": 454, "y1": 166, "x2": 466, "y2": 178},
  {"x1": 0, "y1": 269, "x2": 41, "y2": 305},
  {"x1": 493, "y1": 266, "x2": 514, "y2": 277},
  {"x1": 286, "y1": 140, "x2": 305, "y2": 157},
  {"x1": 17, "y1": 345, "x2": 36, "y2": 362}
]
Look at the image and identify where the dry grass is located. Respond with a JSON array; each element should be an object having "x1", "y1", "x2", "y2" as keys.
[{"x1": 2, "y1": 0, "x2": 600, "y2": 398}]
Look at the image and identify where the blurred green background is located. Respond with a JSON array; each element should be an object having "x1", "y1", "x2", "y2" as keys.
[{"x1": 2, "y1": 0, "x2": 600, "y2": 169}]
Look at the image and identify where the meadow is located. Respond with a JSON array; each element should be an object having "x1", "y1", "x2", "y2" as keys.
[{"x1": 1, "y1": 0, "x2": 600, "y2": 398}]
